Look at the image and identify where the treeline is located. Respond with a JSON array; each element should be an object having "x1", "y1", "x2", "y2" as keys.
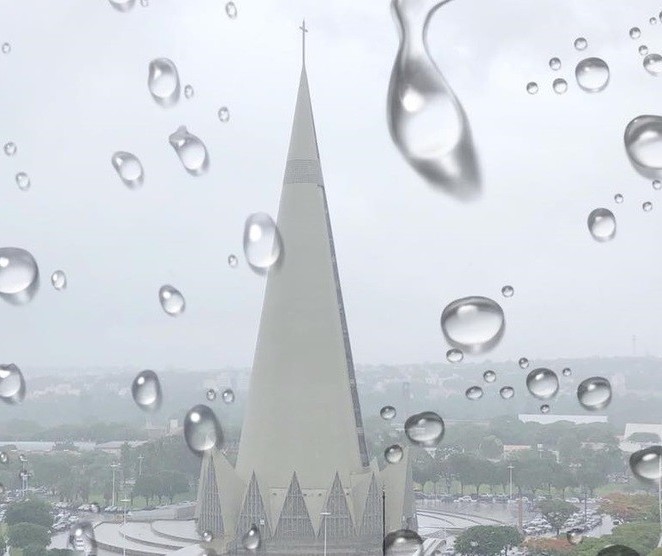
[{"x1": 0, "y1": 419, "x2": 148, "y2": 442}]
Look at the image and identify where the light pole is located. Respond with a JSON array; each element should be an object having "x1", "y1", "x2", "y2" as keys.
[
  {"x1": 110, "y1": 463, "x2": 121, "y2": 507},
  {"x1": 137, "y1": 455, "x2": 144, "y2": 477},
  {"x1": 320, "y1": 511, "x2": 331, "y2": 556},
  {"x1": 507, "y1": 465, "x2": 514, "y2": 500},
  {"x1": 121, "y1": 497, "x2": 130, "y2": 556}
]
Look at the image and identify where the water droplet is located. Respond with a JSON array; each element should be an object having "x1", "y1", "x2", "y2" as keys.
[
  {"x1": 499, "y1": 386, "x2": 515, "y2": 399},
  {"x1": 90, "y1": 503, "x2": 100, "y2": 513},
  {"x1": 158, "y1": 284, "x2": 185, "y2": 316},
  {"x1": 567, "y1": 528, "x2": 584, "y2": 545},
  {"x1": 552, "y1": 78, "x2": 568, "y2": 94},
  {"x1": 218, "y1": 106, "x2": 230, "y2": 122},
  {"x1": 562, "y1": 367, "x2": 572, "y2": 377},
  {"x1": 383, "y1": 529, "x2": 423, "y2": 556},
  {"x1": 221, "y1": 389, "x2": 235, "y2": 404},
  {"x1": 651, "y1": 17, "x2": 658, "y2": 25},
  {"x1": 643, "y1": 201, "x2": 653, "y2": 212},
  {"x1": 577, "y1": 376, "x2": 611, "y2": 410},
  {"x1": 630, "y1": 27, "x2": 641, "y2": 39},
  {"x1": 380, "y1": 405, "x2": 397, "y2": 420},
  {"x1": 574, "y1": 37, "x2": 588, "y2": 50},
  {"x1": 526, "y1": 82, "x2": 538, "y2": 95},
  {"x1": 653, "y1": 180, "x2": 662, "y2": 190},
  {"x1": 640, "y1": 45, "x2": 649, "y2": 56},
  {"x1": 4, "y1": 142, "x2": 16, "y2": 156},
  {"x1": 225, "y1": 2, "x2": 237, "y2": 18},
  {"x1": 624, "y1": 115, "x2": 662, "y2": 177},
  {"x1": 243, "y1": 213, "x2": 282, "y2": 273},
  {"x1": 518, "y1": 357, "x2": 529, "y2": 369},
  {"x1": 643, "y1": 53, "x2": 662, "y2": 75},
  {"x1": 228, "y1": 254, "x2": 238, "y2": 268},
  {"x1": 184, "y1": 404, "x2": 223, "y2": 455},
  {"x1": 206, "y1": 389, "x2": 217, "y2": 401},
  {"x1": 385, "y1": 444, "x2": 404, "y2": 464},
  {"x1": 526, "y1": 368, "x2": 559, "y2": 400},
  {"x1": 446, "y1": 348, "x2": 463, "y2": 363},
  {"x1": 614, "y1": 193, "x2": 624, "y2": 203},
  {"x1": 483, "y1": 370, "x2": 496, "y2": 383},
  {"x1": 140, "y1": 0, "x2": 148, "y2": 6},
  {"x1": 201, "y1": 530, "x2": 213, "y2": 542},
  {"x1": 549, "y1": 57, "x2": 561, "y2": 71},
  {"x1": 540, "y1": 404, "x2": 550, "y2": 414},
  {"x1": 68, "y1": 521, "x2": 97, "y2": 556},
  {"x1": 19, "y1": 454, "x2": 26, "y2": 463},
  {"x1": 1, "y1": 43, "x2": 10, "y2": 54},
  {"x1": 575, "y1": 58, "x2": 610, "y2": 92},
  {"x1": 597, "y1": 546, "x2": 639, "y2": 556},
  {"x1": 465, "y1": 386, "x2": 483, "y2": 400},
  {"x1": 0, "y1": 248, "x2": 39, "y2": 305},
  {"x1": 0, "y1": 452, "x2": 8, "y2": 464},
  {"x1": 184, "y1": 84, "x2": 194, "y2": 99},
  {"x1": 111, "y1": 152, "x2": 144, "y2": 189},
  {"x1": 131, "y1": 370, "x2": 162, "y2": 411},
  {"x1": 501, "y1": 285, "x2": 514, "y2": 298},
  {"x1": 168, "y1": 126, "x2": 209, "y2": 176},
  {"x1": 387, "y1": 0, "x2": 480, "y2": 200},
  {"x1": 108, "y1": 0, "x2": 135, "y2": 11},
  {"x1": 629, "y1": 446, "x2": 662, "y2": 482},
  {"x1": 51, "y1": 270, "x2": 67, "y2": 291},
  {"x1": 15, "y1": 172, "x2": 30, "y2": 191},
  {"x1": 587, "y1": 208, "x2": 616, "y2": 242},
  {"x1": 440, "y1": 296, "x2": 505, "y2": 353},
  {"x1": 241, "y1": 525, "x2": 261, "y2": 551},
  {"x1": 404, "y1": 411, "x2": 444, "y2": 447},
  {"x1": 147, "y1": 58, "x2": 180, "y2": 107}
]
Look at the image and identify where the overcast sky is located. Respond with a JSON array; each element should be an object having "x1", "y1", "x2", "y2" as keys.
[{"x1": 1, "y1": 0, "x2": 662, "y2": 370}]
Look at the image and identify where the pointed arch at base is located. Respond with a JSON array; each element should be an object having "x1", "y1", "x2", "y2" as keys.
[{"x1": 274, "y1": 472, "x2": 314, "y2": 540}]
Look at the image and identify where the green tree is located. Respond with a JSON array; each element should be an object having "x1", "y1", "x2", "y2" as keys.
[
  {"x1": 5, "y1": 500, "x2": 53, "y2": 529},
  {"x1": 0, "y1": 535, "x2": 6, "y2": 556},
  {"x1": 538, "y1": 499, "x2": 577, "y2": 536},
  {"x1": 455, "y1": 526, "x2": 522, "y2": 555},
  {"x1": 8, "y1": 523, "x2": 50, "y2": 549},
  {"x1": 479, "y1": 435, "x2": 504, "y2": 460},
  {"x1": 159, "y1": 470, "x2": 190, "y2": 503},
  {"x1": 23, "y1": 545, "x2": 50, "y2": 556}
]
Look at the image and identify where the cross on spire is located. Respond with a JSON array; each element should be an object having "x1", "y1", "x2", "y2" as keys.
[{"x1": 299, "y1": 19, "x2": 308, "y2": 66}]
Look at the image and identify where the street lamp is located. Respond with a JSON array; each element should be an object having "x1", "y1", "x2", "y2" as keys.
[
  {"x1": 320, "y1": 511, "x2": 331, "y2": 556},
  {"x1": 121, "y1": 497, "x2": 131, "y2": 556},
  {"x1": 137, "y1": 455, "x2": 144, "y2": 477},
  {"x1": 507, "y1": 465, "x2": 514, "y2": 500},
  {"x1": 110, "y1": 463, "x2": 121, "y2": 507}
]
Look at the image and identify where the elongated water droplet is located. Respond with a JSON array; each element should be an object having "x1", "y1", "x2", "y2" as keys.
[
  {"x1": 574, "y1": 37, "x2": 588, "y2": 51},
  {"x1": 221, "y1": 388, "x2": 235, "y2": 404},
  {"x1": 206, "y1": 389, "x2": 217, "y2": 401},
  {"x1": 643, "y1": 201, "x2": 653, "y2": 212},
  {"x1": 549, "y1": 57, "x2": 561, "y2": 70},
  {"x1": 597, "y1": 546, "x2": 639, "y2": 556},
  {"x1": 15, "y1": 172, "x2": 30, "y2": 191},
  {"x1": 201, "y1": 530, "x2": 213, "y2": 542},
  {"x1": 4, "y1": 142, "x2": 16, "y2": 156},
  {"x1": 68, "y1": 521, "x2": 96, "y2": 556},
  {"x1": 243, "y1": 213, "x2": 282, "y2": 273},
  {"x1": 0, "y1": 452, "x2": 8, "y2": 464},
  {"x1": 553, "y1": 78, "x2": 568, "y2": 94},
  {"x1": 380, "y1": 405, "x2": 396, "y2": 420},
  {"x1": 225, "y1": 2, "x2": 237, "y2": 18},
  {"x1": 575, "y1": 58, "x2": 610, "y2": 92},
  {"x1": 518, "y1": 357, "x2": 529, "y2": 369},
  {"x1": 540, "y1": 404, "x2": 550, "y2": 414},
  {"x1": 385, "y1": 444, "x2": 404, "y2": 464},
  {"x1": 483, "y1": 370, "x2": 496, "y2": 383},
  {"x1": 159, "y1": 284, "x2": 185, "y2": 316},
  {"x1": 640, "y1": 45, "x2": 649, "y2": 56},
  {"x1": 148, "y1": 58, "x2": 180, "y2": 107},
  {"x1": 614, "y1": 193, "x2": 624, "y2": 203},
  {"x1": 562, "y1": 367, "x2": 572, "y2": 377},
  {"x1": 169, "y1": 126, "x2": 209, "y2": 176},
  {"x1": 577, "y1": 376, "x2": 611, "y2": 410},
  {"x1": 629, "y1": 27, "x2": 641, "y2": 39},
  {"x1": 446, "y1": 348, "x2": 463, "y2": 363},
  {"x1": 587, "y1": 208, "x2": 616, "y2": 242},
  {"x1": 465, "y1": 386, "x2": 483, "y2": 400},
  {"x1": 440, "y1": 296, "x2": 505, "y2": 353},
  {"x1": 1, "y1": 43, "x2": 10, "y2": 54},
  {"x1": 218, "y1": 107, "x2": 230, "y2": 122},
  {"x1": 526, "y1": 82, "x2": 538, "y2": 95},
  {"x1": 567, "y1": 528, "x2": 584, "y2": 545},
  {"x1": 624, "y1": 115, "x2": 662, "y2": 178},
  {"x1": 131, "y1": 370, "x2": 161, "y2": 411},
  {"x1": 184, "y1": 84, "x2": 194, "y2": 99},
  {"x1": 0, "y1": 247, "x2": 39, "y2": 305},
  {"x1": 383, "y1": 529, "x2": 423, "y2": 556},
  {"x1": 241, "y1": 525, "x2": 260, "y2": 551},
  {"x1": 108, "y1": 0, "x2": 135, "y2": 11},
  {"x1": 526, "y1": 368, "x2": 559, "y2": 400},
  {"x1": 643, "y1": 53, "x2": 662, "y2": 75},
  {"x1": 387, "y1": 0, "x2": 480, "y2": 200},
  {"x1": 629, "y1": 446, "x2": 662, "y2": 482},
  {"x1": 228, "y1": 254, "x2": 238, "y2": 268},
  {"x1": 184, "y1": 404, "x2": 222, "y2": 455},
  {"x1": 0, "y1": 364, "x2": 25, "y2": 404},
  {"x1": 51, "y1": 270, "x2": 67, "y2": 291},
  {"x1": 404, "y1": 411, "x2": 444, "y2": 447},
  {"x1": 500, "y1": 386, "x2": 514, "y2": 399},
  {"x1": 111, "y1": 152, "x2": 144, "y2": 188}
]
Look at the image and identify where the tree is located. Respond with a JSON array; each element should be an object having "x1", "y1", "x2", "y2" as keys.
[
  {"x1": 479, "y1": 435, "x2": 504, "y2": 460},
  {"x1": 5, "y1": 500, "x2": 53, "y2": 529},
  {"x1": 523, "y1": 537, "x2": 572, "y2": 556},
  {"x1": 455, "y1": 526, "x2": 522, "y2": 555},
  {"x1": 23, "y1": 545, "x2": 49, "y2": 556},
  {"x1": 8, "y1": 523, "x2": 50, "y2": 549},
  {"x1": 159, "y1": 470, "x2": 190, "y2": 503},
  {"x1": 0, "y1": 535, "x2": 6, "y2": 556},
  {"x1": 600, "y1": 493, "x2": 658, "y2": 523},
  {"x1": 537, "y1": 499, "x2": 577, "y2": 536}
]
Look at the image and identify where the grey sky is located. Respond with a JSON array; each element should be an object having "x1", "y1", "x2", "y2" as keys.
[{"x1": 1, "y1": 0, "x2": 662, "y2": 370}]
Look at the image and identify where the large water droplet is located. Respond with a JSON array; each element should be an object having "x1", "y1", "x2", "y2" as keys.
[
  {"x1": 218, "y1": 107, "x2": 230, "y2": 122},
  {"x1": 159, "y1": 284, "x2": 185, "y2": 316},
  {"x1": 597, "y1": 546, "x2": 639, "y2": 556},
  {"x1": 221, "y1": 389, "x2": 235, "y2": 404},
  {"x1": 385, "y1": 444, "x2": 404, "y2": 464},
  {"x1": 4, "y1": 142, "x2": 16, "y2": 156},
  {"x1": 574, "y1": 37, "x2": 588, "y2": 51},
  {"x1": 643, "y1": 201, "x2": 653, "y2": 212},
  {"x1": 241, "y1": 525, "x2": 260, "y2": 551},
  {"x1": 629, "y1": 27, "x2": 641, "y2": 39},
  {"x1": 380, "y1": 405, "x2": 397, "y2": 420},
  {"x1": 68, "y1": 521, "x2": 96, "y2": 556},
  {"x1": 404, "y1": 411, "x2": 444, "y2": 447},
  {"x1": 575, "y1": 58, "x2": 610, "y2": 92},
  {"x1": 383, "y1": 529, "x2": 423, "y2": 556},
  {"x1": 108, "y1": 0, "x2": 135, "y2": 11},
  {"x1": 465, "y1": 386, "x2": 483, "y2": 400},
  {"x1": 567, "y1": 528, "x2": 584, "y2": 545},
  {"x1": 184, "y1": 404, "x2": 222, "y2": 455},
  {"x1": 0, "y1": 364, "x2": 25, "y2": 404},
  {"x1": 243, "y1": 213, "x2": 282, "y2": 273},
  {"x1": 587, "y1": 208, "x2": 616, "y2": 242},
  {"x1": 501, "y1": 285, "x2": 514, "y2": 298},
  {"x1": 111, "y1": 152, "x2": 144, "y2": 189},
  {"x1": 51, "y1": 270, "x2": 67, "y2": 291},
  {"x1": 643, "y1": 53, "x2": 662, "y2": 75},
  {"x1": 526, "y1": 368, "x2": 559, "y2": 399},
  {"x1": 518, "y1": 357, "x2": 529, "y2": 369},
  {"x1": 169, "y1": 126, "x2": 209, "y2": 176},
  {"x1": 440, "y1": 296, "x2": 505, "y2": 353},
  {"x1": 624, "y1": 115, "x2": 662, "y2": 178},
  {"x1": 387, "y1": 0, "x2": 480, "y2": 200},
  {"x1": 0, "y1": 247, "x2": 39, "y2": 305},
  {"x1": 446, "y1": 348, "x2": 463, "y2": 363},
  {"x1": 225, "y1": 2, "x2": 238, "y2": 19},
  {"x1": 629, "y1": 446, "x2": 662, "y2": 482},
  {"x1": 526, "y1": 82, "x2": 538, "y2": 95},
  {"x1": 131, "y1": 370, "x2": 161, "y2": 411},
  {"x1": 147, "y1": 58, "x2": 180, "y2": 107},
  {"x1": 549, "y1": 57, "x2": 561, "y2": 70},
  {"x1": 499, "y1": 386, "x2": 514, "y2": 399},
  {"x1": 553, "y1": 78, "x2": 568, "y2": 94},
  {"x1": 577, "y1": 376, "x2": 611, "y2": 410},
  {"x1": 15, "y1": 173, "x2": 30, "y2": 191}
]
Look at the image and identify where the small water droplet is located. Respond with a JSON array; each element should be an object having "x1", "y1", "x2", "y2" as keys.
[
  {"x1": 206, "y1": 389, "x2": 217, "y2": 401},
  {"x1": 383, "y1": 529, "x2": 423, "y2": 556},
  {"x1": 168, "y1": 126, "x2": 209, "y2": 176},
  {"x1": 184, "y1": 404, "x2": 223, "y2": 455},
  {"x1": 159, "y1": 284, "x2": 185, "y2": 316},
  {"x1": 440, "y1": 296, "x2": 505, "y2": 353},
  {"x1": 0, "y1": 452, "x2": 8, "y2": 464},
  {"x1": 651, "y1": 17, "x2": 658, "y2": 25},
  {"x1": 640, "y1": 45, "x2": 649, "y2": 56},
  {"x1": 588, "y1": 208, "x2": 616, "y2": 242},
  {"x1": 574, "y1": 37, "x2": 588, "y2": 50},
  {"x1": 567, "y1": 528, "x2": 584, "y2": 545},
  {"x1": 630, "y1": 27, "x2": 641, "y2": 39},
  {"x1": 526, "y1": 82, "x2": 538, "y2": 95},
  {"x1": 446, "y1": 349, "x2": 463, "y2": 363},
  {"x1": 465, "y1": 386, "x2": 483, "y2": 400},
  {"x1": 111, "y1": 152, "x2": 144, "y2": 189},
  {"x1": 228, "y1": 254, "x2": 238, "y2": 268},
  {"x1": 653, "y1": 180, "x2": 662, "y2": 190},
  {"x1": 404, "y1": 411, "x2": 444, "y2": 447},
  {"x1": 526, "y1": 368, "x2": 559, "y2": 399},
  {"x1": 1, "y1": 43, "x2": 10, "y2": 54},
  {"x1": 201, "y1": 530, "x2": 213, "y2": 542},
  {"x1": 624, "y1": 115, "x2": 662, "y2": 177},
  {"x1": 108, "y1": 0, "x2": 135, "y2": 11},
  {"x1": 501, "y1": 285, "x2": 514, "y2": 298},
  {"x1": 241, "y1": 525, "x2": 261, "y2": 551},
  {"x1": 499, "y1": 386, "x2": 515, "y2": 399},
  {"x1": 643, "y1": 53, "x2": 662, "y2": 75},
  {"x1": 218, "y1": 106, "x2": 230, "y2": 122},
  {"x1": 68, "y1": 521, "x2": 96, "y2": 556},
  {"x1": 15, "y1": 172, "x2": 30, "y2": 191},
  {"x1": 19, "y1": 454, "x2": 26, "y2": 463},
  {"x1": 643, "y1": 201, "x2": 653, "y2": 212},
  {"x1": 575, "y1": 57, "x2": 610, "y2": 92},
  {"x1": 148, "y1": 58, "x2": 180, "y2": 106},
  {"x1": 614, "y1": 193, "x2": 624, "y2": 203},
  {"x1": 0, "y1": 248, "x2": 39, "y2": 305},
  {"x1": 385, "y1": 444, "x2": 404, "y2": 464},
  {"x1": 225, "y1": 2, "x2": 237, "y2": 18},
  {"x1": 549, "y1": 57, "x2": 561, "y2": 71},
  {"x1": 483, "y1": 370, "x2": 496, "y2": 383},
  {"x1": 140, "y1": 0, "x2": 148, "y2": 6},
  {"x1": 243, "y1": 213, "x2": 282, "y2": 273},
  {"x1": 540, "y1": 404, "x2": 550, "y2": 414},
  {"x1": 597, "y1": 546, "x2": 639, "y2": 556},
  {"x1": 4, "y1": 142, "x2": 16, "y2": 156},
  {"x1": 131, "y1": 370, "x2": 161, "y2": 411},
  {"x1": 577, "y1": 376, "x2": 611, "y2": 410},
  {"x1": 380, "y1": 405, "x2": 396, "y2": 420},
  {"x1": 184, "y1": 84, "x2": 194, "y2": 99},
  {"x1": 518, "y1": 357, "x2": 529, "y2": 369},
  {"x1": 552, "y1": 78, "x2": 568, "y2": 94},
  {"x1": 221, "y1": 388, "x2": 235, "y2": 404},
  {"x1": 51, "y1": 270, "x2": 67, "y2": 291},
  {"x1": 562, "y1": 367, "x2": 572, "y2": 377},
  {"x1": 629, "y1": 445, "x2": 662, "y2": 482},
  {"x1": 90, "y1": 503, "x2": 100, "y2": 513}
]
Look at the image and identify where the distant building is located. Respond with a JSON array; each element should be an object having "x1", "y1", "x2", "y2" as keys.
[{"x1": 518, "y1": 414, "x2": 608, "y2": 425}]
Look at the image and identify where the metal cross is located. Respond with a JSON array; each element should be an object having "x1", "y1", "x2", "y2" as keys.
[{"x1": 299, "y1": 19, "x2": 308, "y2": 65}]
